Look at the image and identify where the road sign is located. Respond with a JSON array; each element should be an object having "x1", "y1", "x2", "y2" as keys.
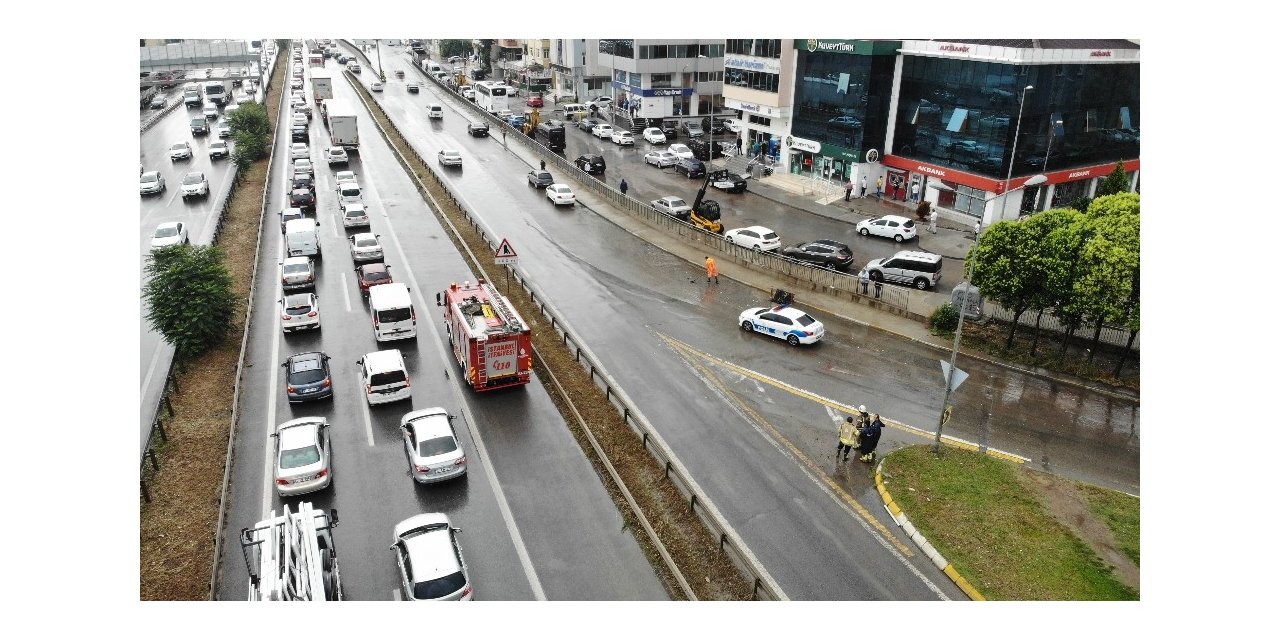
[
  {"x1": 940, "y1": 361, "x2": 969, "y2": 393},
  {"x1": 494, "y1": 238, "x2": 519, "y2": 266}
]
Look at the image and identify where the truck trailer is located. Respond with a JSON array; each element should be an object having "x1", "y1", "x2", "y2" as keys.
[{"x1": 321, "y1": 98, "x2": 358, "y2": 152}]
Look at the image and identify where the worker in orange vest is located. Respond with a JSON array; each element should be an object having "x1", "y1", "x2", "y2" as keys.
[{"x1": 705, "y1": 256, "x2": 719, "y2": 284}]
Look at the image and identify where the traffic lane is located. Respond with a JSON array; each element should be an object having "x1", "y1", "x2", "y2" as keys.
[{"x1": 332, "y1": 69, "x2": 668, "y2": 600}]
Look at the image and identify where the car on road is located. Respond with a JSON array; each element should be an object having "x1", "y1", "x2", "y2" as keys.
[
  {"x1": 400, "y1": 408, "x2": 467, "y2": 484},
  {"x1": 280, "y1": 292, "x2": 321, "y2": 332},
  {"x1": 333, "y1": 170, "x2": 357, "y2": 185},
  {"x1": 291, "y1": 123, "x2": 308, "y2": 142},
  {"x1": 139, "y1": 171, "x2": 165, "y2": 195},
  {"x1": 272, "y1": 417, "x2": 332, "y2": 496},
  {"x1": 149, "y1": 94, "x2": 166, "y2": 109},
  {"x1": 347, "y1": 62, "x2": 361, "y2": 74},
  {"x1": 546, "y1": 183, "x2": 576, "y2": 206},
  {"x1": 349, "y1": 232, "x2": 383, "y2": 262},
  {"x1": 336, "y1": 181, "x2": 363, "y2": 210},
  {"x1": 216, "y1": 120, "x2": 232, "y2": 137},
  {"x1": 406, "y1": 81, "x2": 420, "y2": 93},
  {"x1": 526, "y1": 94, "x2": 544, "y2": 108},
  {"x1": 782, "y1": 239, "x2": 855, "y2": 270},
  {"x1": 863, "y1": 250, "x2": 943, "y2": 290},
  {"x1": 391, "y1": 513, "x2": 473, "y2": 601},
  {"x1": 527, "y1": 170, "x2": 554, "y2": 189},
  {"x1": 725, "y1": 225, "x2": 782, "y2": 252},
  {"x1": 290, "y1": 188, "x2": 316, "y2": 212},
  {"x1": 576, "y1": 118, "x2": 600, "y2": 132},
  {"x1": 342, "y1": 202, "x2": 369, "y2": 228},
  {"x1": 675, "y1": 157, "x2": 706, "y2": 179},
  {"x1": 437, "y1": 149, "x2": 463, "y2": 167},
  {"x1": 280, "y1": 255, "x2": 314, "y2": 290},
  {"x1": 709, "y1": 169, "x2": 747, "y2": 193},
  {"x1": 370, "y1": 81, "x2": 384, "y2": 92},
  {"x1": 202, "y1": 103, "x2": 219, "y2": 119},
  {"x1": 591, "y1": 123, "x2": 614, "y2": 139},
  {"x1": 644, "y1": 150, "x2": 678, "y2": 168},
  {"x1": 427, "y1": 103, "x2": 444, "y2": 119},
  {"x1": 611, "y1": 130, "x2": 634, "y2": 145},
  {"x1": 574, "y1": 154, "x2": 606, "y2": 174},
  {"x1": 281, "y1": 352, "x2": 333, "y2": 403},
  {"x1": 466, "y1": 121, "x2": 488, "y2": 137},
  {"x1": 354, "y1": 261, "x2": 393, "y2": 296},
  {"x1": 294, "y1": 158, "x2": 314, "y2": 177},
  {"x1": 244, "y1": 82, "x2": 257, "y2": 95},
  {"x1": 668, "y1": 143, "x2": 693, "y2": 160},
  {"x1": 291, "y1": 173, "x2": 314, "y2": 194},
  {"x1": 855, "y1": 214, "x2": 918, "y2": 243},
  {"x1": 290, "y1": 78, "x2": 303, "y2": 91},
  {"x1": 650, "y1": 196, "x2": 692, "y2": 220},
  {"x1": 208, "y1": 140, "x2": 230, "y2": 159},
  {"x1": 290, "y1": 142, "x2": 310, "y2": 160},
  {"x1": 151, "y1": 221, "x2": 188, "y2": 249},
  {"x1": 180, "y1": 171, "x2": 209, "y2": 199},
  {"x1": 170, "y1": 141, "x2": 192, "y2": 160},
  {"x1": 642, "y1": 127, "x2": 667, "y2": 144},
  {"x1": 325, "y1": 147, "x2": 348, "y2": 165},
  {"x1": 681, "y1": 121, "x2": 705, "y2": 138},
  {"x1": 738, "y1": 305, "x2": 825, "y2": 346}
]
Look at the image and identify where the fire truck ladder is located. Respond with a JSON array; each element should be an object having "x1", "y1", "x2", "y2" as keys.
[{"x1": 481, "y1": 282, "x2": 523, "y2": 333}]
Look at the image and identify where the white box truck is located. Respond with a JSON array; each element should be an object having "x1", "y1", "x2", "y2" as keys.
[
  {"x1": 322, "y1": 98, "x2": 359, "y2": 153},
  {"x1": 312, "y1": 70, "x2": 333, "y2": 103}
]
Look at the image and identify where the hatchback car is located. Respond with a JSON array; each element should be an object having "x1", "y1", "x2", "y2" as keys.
[
  {"x1": 574, "y1": 154, "x2": 606, "y2": 174},
  {"x1": 208, "y1": 140, "x2": 230, "y2": 159},
  {"x1": 466, "y1": 121, "x2": 489, "y2": 137},
  {"x1": 856, "y1": 214, "x2": 918, "y2": 243},
  {"x1": 738, "y1": 305, "x2": 825, "y2": 346},
  {"x1": 611, "y1": 130, "x2": 634, "y2": 145},
  {"x1": 290, "y1": 142, "x2": 310, "y2": 160},
  {"x1": 642, "y1": 127, "x2": 667, "y2": 144},
  {"x1": 725, "y1": 226, "x2": 782, "y2": 252},
  {"x1": 644, "y1": 150, "x2": 678, "y2": 168},
  {"x1": 151, "y1": 221, "x2": 188, "y2": 249},
  {"x1": 401, "y1": 408, "x2": 467, "y2": 484},
  {"x1": 355, "y1": 261, "x2": 393, "y2": 296},
  {"x1": 349, "y1": 232, "x2": 383, "y2": 262},
  {"x1": 215, "y1": 120, "x2": 232, "y2": 138},
  {"x1": 342, "y1": 202, "x2": 369, "y2": 228},
  {"x1": 291, "y1": 124, "x2": 308, "y2": 142},
  {"x1": 782, "y1": 240, "x2": 855, "y2": 270},
  {"x1": 280, "y1": 292, "x2": 321, "y2": 332},
  {"x1": 139, "y1": 171, "x2": 165, "y2": 195},
  {"x1": 180, "y1": 171, "x2": 209, "y2": 199},
  {"x1": 280, "y1": 255, "x2": 315, "y2": 290},
  {"x1": 546, "y1": 184, "x2": 576, "y2": 207},
  {"x1": 437, "y1": 149, "x2": 463, "y2": 167},
  {"x1": 326, "y1": 147, "x2": 348, "y2": 165},
  {"x1": 576, "y1": 118, "x2": 600, "y2": 132},
  {"x1": 591, "y1": 123, "x2": 614, "y2": 139},
  {"x1": 273, "y1": 417, "x2": 332, "y2": 496},
  {"x1": 294, "y1": 158, "x2": 314, "y2": 176},
  {"x1": 169, "y1": 141, "x2": 192, "y2": 160},
  {"x1": 282, "y1": 351, "x2": 333, "y2": 402},
  {"x1": 290, "y1": 188, "x2": 316, "y2": 212},
  {"x1": 391, "y1": 513, "x2": 473, "y2": 601},
  {"x1": 527, "y1": 170, "x2": 554, "y2": 189},
  {"x1": 668, "y1": 143, "x2": 693, "y2": 160},
  {"x1": 675, "y1": 157, "x2": 706, "y2": 179},
  {"x1": 526, "y1": 94, "x2": 544, "y2": 108}
]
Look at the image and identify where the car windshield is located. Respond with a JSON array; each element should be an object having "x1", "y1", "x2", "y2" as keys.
[
  {"x1": 763, "y1": 232, "x2": 779, "y2": 241},
  {"x1": 418, "y1": 435, "x2": 458, "y2": 457},
  {"x1": 356, "y1": 237, "x2": 378, "y2": 247},
  {"x1": 182, "y1": 174, "x2": 203, "y2": 185},
  {"x1": 535, "y1": 172, "x2": 551, "y2": 181},
  {"x1": 282, "y1": 263, "x2": 309, "y2": 275},
  {"x1": 670, "y1": 199, "x2": 687, "y2": 207},
  {"x1": 285, "y1": 298, "x2": 313, "y2": 314},
  {"x1": 290, "y1": 361, "x2": 327, "y2": 384},
  {"x1": 346, "y1": 208, "x2": 366, "y2": 218},
  {"x1": 369, "y1": 369, "x2": 406, "y2": 385},
  {"x1": 141, "y1": 174, "x2": 158, "y2": 183},
  {"x1": 413, "y1": 571, "x2": 466, "y2": 600},
  {"x1": 280, "y1": 444, "x2": 320, "y2": 469},
  {"x1": 796, "y1": 314, "x2": 818, "y2": 327},
  {"x1": 155, "y1": 226, "x2": 178, "y2": 238},
  {"x1": 378, "y1": 308, "x2": 411, "y2": 323},
  {"x1": 171, "y1": 144, "x2": 186, "y2": 151}
]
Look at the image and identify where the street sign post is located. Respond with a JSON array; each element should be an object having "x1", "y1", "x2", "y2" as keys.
[{"x1": 494, "y1": 238, "x2": 518, "y2": 293}]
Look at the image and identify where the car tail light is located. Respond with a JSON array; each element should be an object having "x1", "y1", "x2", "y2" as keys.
[
  {"x1": 307, "y1": 274, "x2": 314, "y2": 282},
  {"x1": 286, "y1": 384, "x2": 296, "y2": 393},
  {"x1": 365, "y1": 384, "x2": 372, "y2": 394},
  {"x1": 307, "y1": 311, "x2": 318, "y2": 317},
  {"x1": 315, "y1": 468, "x2": 328, "y2": 479},
  {"x1": 276, "y1": 478, "x2": 290, "y2": 486},
  {"x1": 461, "y1": 585, "x2": 473, "y2": 598},
  {"x1": 415, "y1": 464, "x2": 430, "y2": 473},
  {"x1": 455, "y1": 456, "x2": 466, "y2": 466},
  {"x1": 282, "y1": 314, "x2": 292, "y2": 320},
  {"x1": 321, "y1": 379, "x2": 331, "y2": 388},
  {"x1": 404, "y1": 376, "x2": 411, "y2": 388}
]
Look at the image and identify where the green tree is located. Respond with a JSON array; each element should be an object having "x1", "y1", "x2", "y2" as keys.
[
  {"x1": 1077, "y1": 193, "x2": 1140, "y2": 365},
  {"x1": 968, "y1": 215, "x2": 1052, "y2": 350},
  {"x1": 229, "y1": 101, "x2": 271, "y2": 173},
  {"x1": 1095, "y1": 161, "x2": 1131, "y2": 198},
  {"x1": 439, "y1": 39, "x2": 472, "y2": 59},
  {"x1": 143, "y1": 244, "x2": 237, "y2": 360},
  {"x1": 1026, "y1": 207, "x2": 1087, "y2": 358}
]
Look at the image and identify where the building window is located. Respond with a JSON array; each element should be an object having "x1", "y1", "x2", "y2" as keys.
[
  {"x1": 651, "y1": 73, "x2": 673, "y2": 88},
  {"x1": 639, "y1": 46, "x2": 651, "y2": 60},
  {"x1": 726, "y1": 69, "x2": 778, "y2": 93},
  {"x1": 748, "y1": 114, "x2": 772, "y2": 127},
  {"x1": 699, "y1": 43, "x2": 725, "y2": 58},
  {"x1": 697, "y1": 71, "x2": 723, "y2": 83}
]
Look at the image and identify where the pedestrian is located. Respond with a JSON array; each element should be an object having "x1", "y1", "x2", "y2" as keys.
[
  {"x1": 705, "y1": 256, "x2": 719, "y2": 284},
  {"x1": 619, "y1": 178, "x2": 628, "y2": 195},
  {"x1": 858, "y1": 268, "x2": 870, "y2": 295},
  {"x1": 875, "y1": 176, "x2": 884, "y2": 201},
  {"x1": 803, "y1": 156, "x2": 812, "y2": 173},
  {"x1": 540, "y1": 159, "x2": 546, "y2": 171},
  {"x1": 929, "y1": 208, "x2": 938, "y2": 234},
  {"x1": 736, "y1": 138, "x2": 742, "y2": 155},
  {"x1": 837, "y1": 416, "x2": 859, "y2": 462},
  {"x1": 844, "y1": 178, "x2": 853, "y2": 202},
  {"x1": 858, "y1": 414, "x2": 884, "y2": 462},
  {"x1": 911, "y1": 181, "x2": 920, "y2": 203},
  {"x1": 553, "y1": 94, "x2": 559, "y2": 105},
  {"x1": 973, "y1": 220, "x2": 982, "y2": 239},
  {"x1": 860, "y1": 175, "x2": 867, "y2": 198}
]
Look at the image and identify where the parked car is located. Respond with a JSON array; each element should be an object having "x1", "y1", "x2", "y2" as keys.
[
  {"x1": 660, "y1": 120, "x2": 679, "y2": 139},
  {"x1": 725, "y1": 225, "x2": 782, "y2": 252},
  {"x1": 650, "y1": 196, "x2": 692, "y2": 220},
  {"x1": 782, "y1": 239, "x2": 855, "y2": 270},
  {"x1": 738, "y1": 305, "x2": 825, "y2": 346},
  {"x1": 390, "y1": 513, "x2": 473, "y2": 601},
  {"x1": 675, "y1": 157, "x2": 706, "y2": 179},
  {"x1": 642, "y1": 127, "x2": 667, "y2": 144},
  {"x1": 644, "y1": 150, "x2": 678, "y2": 168},
  {"x1": 527, "y1": 170, "x2": 554, "y2": 189},
  {"x1": 574, "y1": 154, "x2": 606, "y2": 174},
  {"x1": 576, "y1": 118, "x2": 600, "y2": 132},
  {"x1": 863, "y1": 250, "x2": 943, "y2": 290},
  {"x1": 681, "y1": 121, "x2": 705, "y2": 138},
  {"x1": 709, "y1": 169, "x2": 747, "y2": 193},
  {"x1": 689, "y1": 138, "x2": 726, "y2": 161},
  {"x1": 668, "y1": 143, "x2": 694, "y2": 160},
  {"x1": 272, "y1": 417, "x2": 332, "y2": 495},
  {"x1": 281, "y1": 352, "x2": 333, "y2": 403},
  {"x1": 400, "y1": 408, "x2": 467, "y2": 484},
  {"x1": 611, "y1": 130, "x2": 634, "y2": 145},
  {"x1": 591, "y1": 123, "x2": 614, "y2": 139},
  {"x1": 546, "y1": 183, "x2": 576, "y2": 206},
  {"x1": 855, "y1": 214, "x2": 918, "y2": 243},
  {"x1": 139, "y1": 171, "x2": 166, "y2": 195}
]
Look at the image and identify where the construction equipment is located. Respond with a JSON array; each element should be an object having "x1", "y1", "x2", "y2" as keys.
[
  {"x1": 436, "y1": 279, "x2": 533, "y2": 392},
  {"x1": 521, "y1": 108, "x2": 540, "y2": 136},
  {"x1": 240, "y1": 502, "x2": 343, "y2": 601},
  {"x1": 688, "y1": 170, "x2": 725, "y2": 234}
]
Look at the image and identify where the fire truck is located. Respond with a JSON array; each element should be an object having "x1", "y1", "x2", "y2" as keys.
[
  {"x1": 436, "y1": 279, "x2": 533, "y2": 392},
  {"x1": 239, "y1": 502, "x2": 343, "y2": 601}
]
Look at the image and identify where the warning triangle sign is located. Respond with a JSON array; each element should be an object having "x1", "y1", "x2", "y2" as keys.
[{"x1": 495, "y1": 238, "x2": 518, "y2": 258}]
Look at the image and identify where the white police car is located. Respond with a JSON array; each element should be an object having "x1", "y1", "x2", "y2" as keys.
[{"x1": 738, "y1": 304, "x2": 825, "y2": 346}]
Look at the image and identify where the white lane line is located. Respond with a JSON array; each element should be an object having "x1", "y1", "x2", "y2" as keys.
[
  {"x1": 260, "y1": 244, "x2": 286, "y2": 519},
  {"x1": 342, "y1": 272, "x2": 353, "y2": 313},
  {"x1": 391, "y1": 589, "x2": 401, "y2": 601},
  {"x1": 140, "y1": 341, "x2": 165, "y2": 396},
  {"x1": 361, "y1": 391, "x2": 375, "y2": 447}
]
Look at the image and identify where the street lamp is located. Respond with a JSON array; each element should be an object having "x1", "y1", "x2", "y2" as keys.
[
  {"x1": 933, "y1": 173, "x2": 1047, "y2": 454},
  {"x1": 996, "y1": 85, "x2": 1034, "y2": 222}
]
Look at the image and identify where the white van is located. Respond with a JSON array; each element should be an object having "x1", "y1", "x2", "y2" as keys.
[
  {"x1": 369, "y1": 282, "x2": 416, "y2": 342},
  {"x1": 425, "y1": 61, "x2": 443, "y2": 75},
  {"x1": 336, "y1": 181, "x2": 363, "y2": 210},
  {"x1": 285, "y1": 218, "x2": 320, "y2": 258},
  {"x1": 426, "y1": 104, "x2": 443, "y2": 119},
  {"x1": 561, "y1": 103, "x2": 588, "y2": 119},
  {"x1": 358, "y1": 349, "x2": 411, "y2": 405}
]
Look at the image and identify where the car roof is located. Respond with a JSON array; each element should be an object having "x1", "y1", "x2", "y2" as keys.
[
  {"x1": 141, "y1": 171, "x2": 160, "y2": 179},
  {"x1": 352, "y1": 232, "x2": 377, "y2": 241},
  {"x1": 344, "y1": 202, "x2": 366, "y2": 213},
  {"x1": 277, "y1": 418, "x2": 321, "y2": 448},
  {"x1": 363, "y1": 348, "x2": 404, "y2": 372},
  {"x1": 157, "y1": 221, "x2": 181, "y2": 230},
  {"x1": 359, "y1": 262, "x2": 389, "y2": 275},
  {"x1": 282, "y1": 255, "x2": 309, "y2": 266},
  {"x1": 283, "y1": 292, "x2": 314, "y2": 305},
  {"x1": 770, "y1": 306, "x2": 814, "y2": 320},
  {"x1": 403, "y1": 407, "x2": 451, "y2": 438},
  {"x1": 288, "y1": 351, "x2": 326, "y2": 372},
  {"x1": 877, "y1": 215, "x2": 911, "y2": 223},
  {"x1": 736, "y1": 225, "x2": 775, "y2": 234}
]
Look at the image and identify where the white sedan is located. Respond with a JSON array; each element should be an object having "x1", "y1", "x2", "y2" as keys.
[
  {"x1": 150, "y1": 221, "x2": 188, "y2": 249},
  {"x1": 855, "y1": 214, "x2": 919, "y2": 243},
  {"x1": 738, "y1": 305, "x2": 825, "y2": 346},
  {"x1": 546, "y1": 183, "x2": 576, "y2": 206},
  {"x1": 342, "y1": 202, "x2": 370, "y2": 228},
  {"x1": 326, "y1": 147, "x2": 349, "y2": 165},
  {"x1": 169, "y1": 141, "x2": 192, "y2": 161},
  {"x1": 668, "y1": 143, "x2": 693, "y2": 160},
  {"x1": 642, "y1": 127, "x2": 667, "y2": 144},
  {"x1": 611, "y1": 130, "x2": 634, "y2": 145},
  {"x1": 591, "y1": 123, "x2": 614, "y2": 139},
  {"x1": 290, "y1": 143, "x2": 310, "y2": 160},
  {"x1": 334, "y1": 170, "x2": 357, "y2": 184},
  {"x1": 644, "y1": 150, "x2": 678, "y2": 168},
  {"x1": 724, "y1": 225, "x2": 782, "y2": 252},
  {"x1": 437, "y1": 149, "x2": 463, "y2": 167},
  {"x1": 371, "y1": 81, "x2": 384, "y2": 92},
  {"x1": 294, "y1": 158, "x2": 314, "y2": 176},
  {"x1": 349, "y1": 232, "x2": 384, "y2": 262}
]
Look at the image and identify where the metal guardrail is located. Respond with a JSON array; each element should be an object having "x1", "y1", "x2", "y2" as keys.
[
  {"x1": 341, "y1": 62, "x2": 787, "y2": 600},
  {"x1": 982, "y1": 302, "x2": 1139, "y2": 351},
  {"x1": 141, "y1": 98, "x2": 183, "y2": 134}
]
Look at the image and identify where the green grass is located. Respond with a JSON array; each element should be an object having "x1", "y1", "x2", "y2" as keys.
[
  {"x1": 1077, "y1": 483, "x2": 1141, "y2": 566},
  {"x1": 884, "y1": 446, "x2": 1137, "y2": 600}
]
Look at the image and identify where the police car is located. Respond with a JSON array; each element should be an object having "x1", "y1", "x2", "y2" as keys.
[{"x1": 738, "y1": 304, "x2": 825, "y2": 346}]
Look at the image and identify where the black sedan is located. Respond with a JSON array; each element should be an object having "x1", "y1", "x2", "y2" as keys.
[
  {"x1": 709, "y1": 169, "x2": 747, "y2": 193},
  {"x1": 282, "y1": 351, "x2": 333, "y2": 402},
  {"x1": 660, "y1": 120, "x2": 679, "y2": 139},
  {"x1": 527, "y1": 170, "x2": 554, "y2": 188},
  {"x1": 290, "y1": 188, "x2": 316, "y2": 213},
  {"x1": 577, "y1": 118, "x2": 600, "y2": 132},
  {"x1": 291, "y1": 124, "x2": 309, "y2": 142},
  {"x1": 675, "y1": 157, "x2": 706, "y2": 179},
  {"x1": 574, "y1": 154, "x2": 606, "y2": 175},
  {"x1": 781, "y1": 239, "x2": 856, "y2": 271}
]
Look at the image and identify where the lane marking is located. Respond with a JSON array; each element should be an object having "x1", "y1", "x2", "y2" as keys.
[{"x1": 260, "y1": 243, "x2": 286, "y2": 519}]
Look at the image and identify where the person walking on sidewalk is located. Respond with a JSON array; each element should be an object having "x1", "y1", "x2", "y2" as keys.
[
  {"x1": 929, "y1": 208, "x2": 938, "y2": 234},
  {"x1": 540, "y1": 159, "x2": 546, "y2": 171},
  {"x1": 860, "y1": 175, "x2": 867, "y2": 199},
  {"x1": 858, "y1": 414, "x2": 884, "y2": 462},
  {"x1": 875, "y1": 176, "x2": 884, "y2": 201},
  {"x1": 619, "y1": 178, "x2": 628, "y2": 195},
  {"x1": 844, "y1": 178, "x2": 854, "y2": 202},
  {"x1": 705, "y1": 256, "x2": 719, "y2": 284},
  {"x1": 837, "y1": 416, "x2": 859, "y2": 462}
]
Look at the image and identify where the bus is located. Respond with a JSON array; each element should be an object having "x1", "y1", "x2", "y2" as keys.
[{"x1": 473, "y1": 81, "x2": 509, "y2": 115}]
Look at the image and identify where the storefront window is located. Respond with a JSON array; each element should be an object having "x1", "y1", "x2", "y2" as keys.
[{"x1": 790, "y1": 48, "x2": 895, "y2": 168}]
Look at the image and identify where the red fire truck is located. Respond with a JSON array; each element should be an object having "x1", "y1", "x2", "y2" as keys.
[{"x1": 437, "y1": 279, "x2": 533, "y2": 392}]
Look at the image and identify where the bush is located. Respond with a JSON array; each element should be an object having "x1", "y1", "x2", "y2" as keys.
[
  {"x1": 930, "y1": 302, "x2": 959, "y2": 334},
  {"x1": 915, "y1": 200, "x2": 931, "y2": 220}
]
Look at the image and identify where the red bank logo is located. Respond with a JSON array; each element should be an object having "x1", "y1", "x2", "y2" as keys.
[
  {"x1": 1090, "y1": 50, "x2": 1112, "y2": 57},
  {"x1": 939, "y1": 44, "x2": 970, "y2": 53}
]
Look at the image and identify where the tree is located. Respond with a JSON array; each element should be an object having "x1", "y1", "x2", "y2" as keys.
[
  {"x1": 1095, "y1": 161, "x2": 1131, "y2": 198},
  {"x1": 143, "y1": 244, "x2": 237, "y2": 360},
  {"x1": 229, "y1": 101, "x2": 271, "y2": 173},
  {"x1": 439, "y1": 39, "x2": 472, "y2": 59},
  {"x1": 1077, "y1": 193, "x2": 1140, "y2": 365},
  {"x1": 968, "y1": 218, "x2": 1038, "y2": 349}
]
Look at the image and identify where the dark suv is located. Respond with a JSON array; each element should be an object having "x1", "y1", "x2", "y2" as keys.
[
  {"x1": 574, "y1": 154, "x2": 606, "y2": 175},
  {"x1": 661, "y1": 120, "x2": 679, "y2": 139},
  {"x1": 675, "y1": 157, "x2": 706, "y2": 179},
  {"x1": 701, "y1": 116, "x2": 728, "y2": 134},
  {"x1": 291, "y1": 124, "x2": 308, "y2": 142},
  {"x1": 527, "y1": 170, "x2": 554, "y2": 188},
  {"x1": 782, "y1": 240, "x2": 855, "y2": 271},
  {"x1": 681, "y1": 121, "x2": 705, "y2": 138}
]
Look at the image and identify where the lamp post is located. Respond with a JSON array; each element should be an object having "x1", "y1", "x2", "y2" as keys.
[
  {"x1": 933, "y1": 173, "x2": 1047, "y2": 454},
  {"x1": 996, "y1": 85, "x2": 1034, "y2": 222}
]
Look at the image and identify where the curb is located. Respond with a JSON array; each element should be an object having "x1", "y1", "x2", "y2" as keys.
[{"x1": 874, "y1": 458, "x2": 986, "y2": 601}]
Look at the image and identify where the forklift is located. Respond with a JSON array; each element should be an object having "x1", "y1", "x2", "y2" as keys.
[{"x1": 688, "y1": 169, "x2": 725, "y2": 234}]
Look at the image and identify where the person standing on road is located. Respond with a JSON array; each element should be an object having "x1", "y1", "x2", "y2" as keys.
[
  {"x1": 837, "y1": 416, "x2": 859, "y2": 462},
  {"x1": 875, "y1": 176, "x2": 884, "y2": 201},
  {"x1": 858, "y1": 414, "x2": 884, "y2": 462},
  {"x1": 844, "y1": 178, "x2": 854, "y2": 202},
  {"x1": 860, "y1": 175, "x2": 868, "y2": 198},
  {"x1": 540, "y1": 159, "x2": 546, "y2": 171},
  {"x1": 929, "y1": 208, "x2": 938, "y2": 234},
  {"x1": 619, "y1": 178, "x2": 628, "y2": 195},
  {"x1": 705, "y1": 256, "x2": 719, "y2": 284}
]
